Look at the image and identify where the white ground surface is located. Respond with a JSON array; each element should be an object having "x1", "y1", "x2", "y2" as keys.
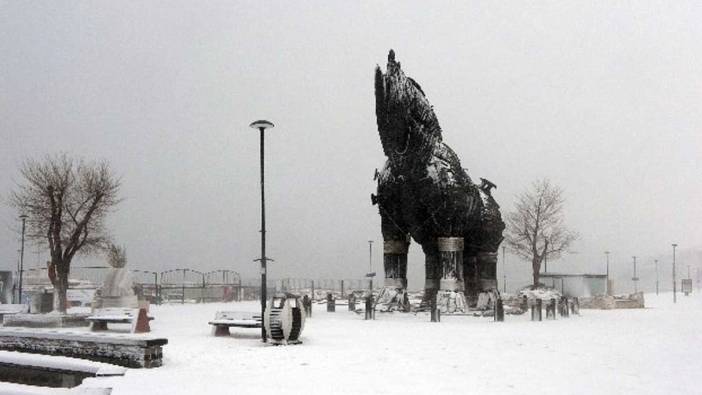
[{"x1": 54, "y1": 292, "x2": 702, "y2": 394}]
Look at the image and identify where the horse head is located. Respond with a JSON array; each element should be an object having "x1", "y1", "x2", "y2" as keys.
[{"x1": 375, "y1": 50, "x2": 442, "y2": 163}]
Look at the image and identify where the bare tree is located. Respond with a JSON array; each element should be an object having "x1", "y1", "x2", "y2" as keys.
[
  {"x1": 10, "y1": 154, "x2": 121, "y2": 312},
  {"x1": 106, "y1": 243, "x2": 127, "y2": 268},
  {"x1": 505, "y1": 179, "x2": 577, "y2": 288}
]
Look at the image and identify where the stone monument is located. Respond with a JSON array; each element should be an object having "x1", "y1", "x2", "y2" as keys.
[
  {"x1": 372, "y1": 50, "x2": 505, "y2": 313},
  {"x1": 93, "y1": 244, "x2": 138, "y2": 310}
]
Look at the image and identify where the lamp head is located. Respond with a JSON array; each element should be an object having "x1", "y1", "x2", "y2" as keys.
[
  {"x1": 249, "y1": 120, "x2": 275, "y2": 131},
  {"x1": 19, "y1": 214, "x2": 28, "y2": 220}
]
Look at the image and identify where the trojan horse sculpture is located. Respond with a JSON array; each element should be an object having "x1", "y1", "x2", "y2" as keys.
[{"x1": 372, "y1": 50, "x2": 505, "y2": 312}]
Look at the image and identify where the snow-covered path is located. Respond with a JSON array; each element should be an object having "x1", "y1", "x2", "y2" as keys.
[{"x1": 83, "y1": 292, "x2": 700, "y2": 394}]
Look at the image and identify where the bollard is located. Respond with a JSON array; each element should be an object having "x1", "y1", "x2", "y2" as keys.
[
  {"x1": 520, "y1": 295, "x2": 528, "y2": 313},
  {"x1": 348, "y1": 294, "x2": 356, "y2": 311},
  {"x1": 530, "y1": 299, "x2": 542, "y2": 321},
  {"x1": 431, "y1": 296, "x2": 440, "y2": 322},
  {"x1": 494, "y1": 298, "x2": 504, "y2": 322},
  {"x1": 546, "y1": 298, "x2": 556, "y2": 319},
  {"x1": 558, "y1": 297, "x2": 568, "y2": 318},
  {"x1": 364, "y1": 295, "x2": 374, "y2": 320},
  {"x1": 535, "y1": 299, "x2": 542, "y2": 321},
  {"x1": 326, "y1": 293, "x2": 335, "y2": 312},
  {"x1": 302, "y1": 294, "x2": 311, "y2": 318}
]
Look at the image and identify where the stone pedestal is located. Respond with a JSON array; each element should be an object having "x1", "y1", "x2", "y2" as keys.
[
  {"x1": 435, "y1": 237, "x2": 467, "y2": 314},
  {"x1": 376, "y1": 240, "x2": 410, "y2": 311}
]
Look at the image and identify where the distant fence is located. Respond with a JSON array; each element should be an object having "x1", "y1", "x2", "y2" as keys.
[
  {"x1": 277, "y1": 278, "x2": 378, "y2": 298},
  {"x1": 19, "y1": 267, "x2": 377, "y2": 305}
]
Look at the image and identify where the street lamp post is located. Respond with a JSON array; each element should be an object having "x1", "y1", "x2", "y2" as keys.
[
  {"x1": 502, "y1": 245, "x2": 507, "y2": 293},
  {"x1": 19, "y1": 214, "x2": 28, "y2": 304},
  {"x1": 250, "y1": 119, "x2": 275, "y2": 343},
  {"x1": 632, "y1": 256, "x2": 638, "y2": 293},
  {"x1": 605, "y1": 251, "x2": 610, "y2": 295},
  {"x1": 368, "y1": 240, "x2": 374, "y2": 293},
  {"x1": 672, "y1": 243, "x2": 677, "y2": 303}
]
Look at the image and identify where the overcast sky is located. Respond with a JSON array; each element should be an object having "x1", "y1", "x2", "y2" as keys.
[{"x1": 1, "y1": 1, "x2": 700, "y2": 292}]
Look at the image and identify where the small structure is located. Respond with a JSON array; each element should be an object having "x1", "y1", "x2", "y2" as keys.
[
  {"x1": 682, "y1": 279, "x2": 692, "y2": 296},
  {"x1": 540, "y1": 273, "x2": 607, "y2": 298},
  {"x1": 264, "y1": 293, "x2": 305, "y2": 345}
]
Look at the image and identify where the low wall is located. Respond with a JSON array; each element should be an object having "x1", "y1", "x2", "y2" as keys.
[{"x1": 579, "y1": 292, "x2": 644, "y2": 309}]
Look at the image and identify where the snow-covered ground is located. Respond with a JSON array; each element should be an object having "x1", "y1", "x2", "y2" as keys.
[{"x1": 70, "y1": 292, "x2": 702, "y2": 394}]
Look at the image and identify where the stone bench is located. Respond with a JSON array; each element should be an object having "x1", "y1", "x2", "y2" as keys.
[
  {"x1": 0, "y1": 349, "x2": 126, "y2": 389},
  {"x1": 208, "y1": 311, "x2": 261, "y2": 336},
  {"x1": 0, "y1": 327, "x2": 167, "y2": 368},
  {"x1": 86, "y1": 308, "x2": 152, "y2": 334},
  {"x1": 0, "y1": 304, "x2": 29, "y2": 321}
]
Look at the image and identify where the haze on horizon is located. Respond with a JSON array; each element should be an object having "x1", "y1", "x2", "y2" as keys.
[{"x1": 1, "y1": 1, "x2": 700, "y2": 292}]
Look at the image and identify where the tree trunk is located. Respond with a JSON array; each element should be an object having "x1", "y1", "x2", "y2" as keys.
[
  {"x1": 532, "y1": 258, "x2": 541, "y2": 288},
  {"x1": 52, "y1": 262, "x2": 70, "y2": 313}
]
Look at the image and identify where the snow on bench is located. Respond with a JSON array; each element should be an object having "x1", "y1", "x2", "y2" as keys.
[
  {"x1": 0, "y1": 350, "x2": 126, "y2": 377},
  {"x1": 0, "y1": 350, "x2": 125, "y2": 392},
  {"x1": 0, "y1": 382, "x2": 111, "y2": 395},
  {"x1": 208, "y1": 311, "x2": 262, "y2": 336},
  {"x1": 86, "y1": 308, "x2": 152, "y2": 334},
  {"x1": 0, "y1": 327, "x2": 168, "y2": 368}
]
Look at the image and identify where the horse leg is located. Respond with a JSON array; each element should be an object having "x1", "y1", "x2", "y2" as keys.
[
  {"x1": 375, "y1": 215, "x2": 410, "y2": 311},
  {"x1": 463, "y1": 254, "x2": 480, "y2": 307}
]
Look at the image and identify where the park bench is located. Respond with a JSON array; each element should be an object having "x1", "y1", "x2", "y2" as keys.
[
  {"x1": 0, "y1": 327, "x2": 167, "y2": 368},
  {"x1": 86, "y1": 308, "x2": 152, "y2": 334},
  {"x1": 0, "y1": 304, "x2": 29, "y2": 321},
  {"x1": 208, "y1": 311, "x2": 261, "y2": 336},
  {"x1": 0, "y1": 349, "x2": 126, "y2": 389}
]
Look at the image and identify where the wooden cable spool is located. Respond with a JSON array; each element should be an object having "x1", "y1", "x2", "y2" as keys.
[{"x1": 264, "y1": 294, "x2": 305, "y2": 344}]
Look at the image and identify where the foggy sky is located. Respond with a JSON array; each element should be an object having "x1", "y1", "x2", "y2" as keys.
[{"x1": 1, "y1": 1, "x2": 701, "y2": 292}]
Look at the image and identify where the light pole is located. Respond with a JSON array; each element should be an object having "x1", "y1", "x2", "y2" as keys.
[
  {"x1": 672, "y1": 243, "x2": 677, "y2": 303},
  {"x1": 250, "y1": 119, "x2": 275, "y2": 343},
  {"x1": 632, "y1": 256, "x2": 638, "y2": 293},
  {"x1": 605, "y1": 251, "x2": 610, "y2": 295},
  {"x1": 368, "y1": 240, "x2": 374, "y2": 293},
  {"x1": 502, "y1": 245, "x2": 507, "y2": 293},
  {"x1": 655, "y1": 259, "x2": 659, "y2": 295},
  {"x1": 18, "y1": 214, "x2": 28, "y2": 304}
]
